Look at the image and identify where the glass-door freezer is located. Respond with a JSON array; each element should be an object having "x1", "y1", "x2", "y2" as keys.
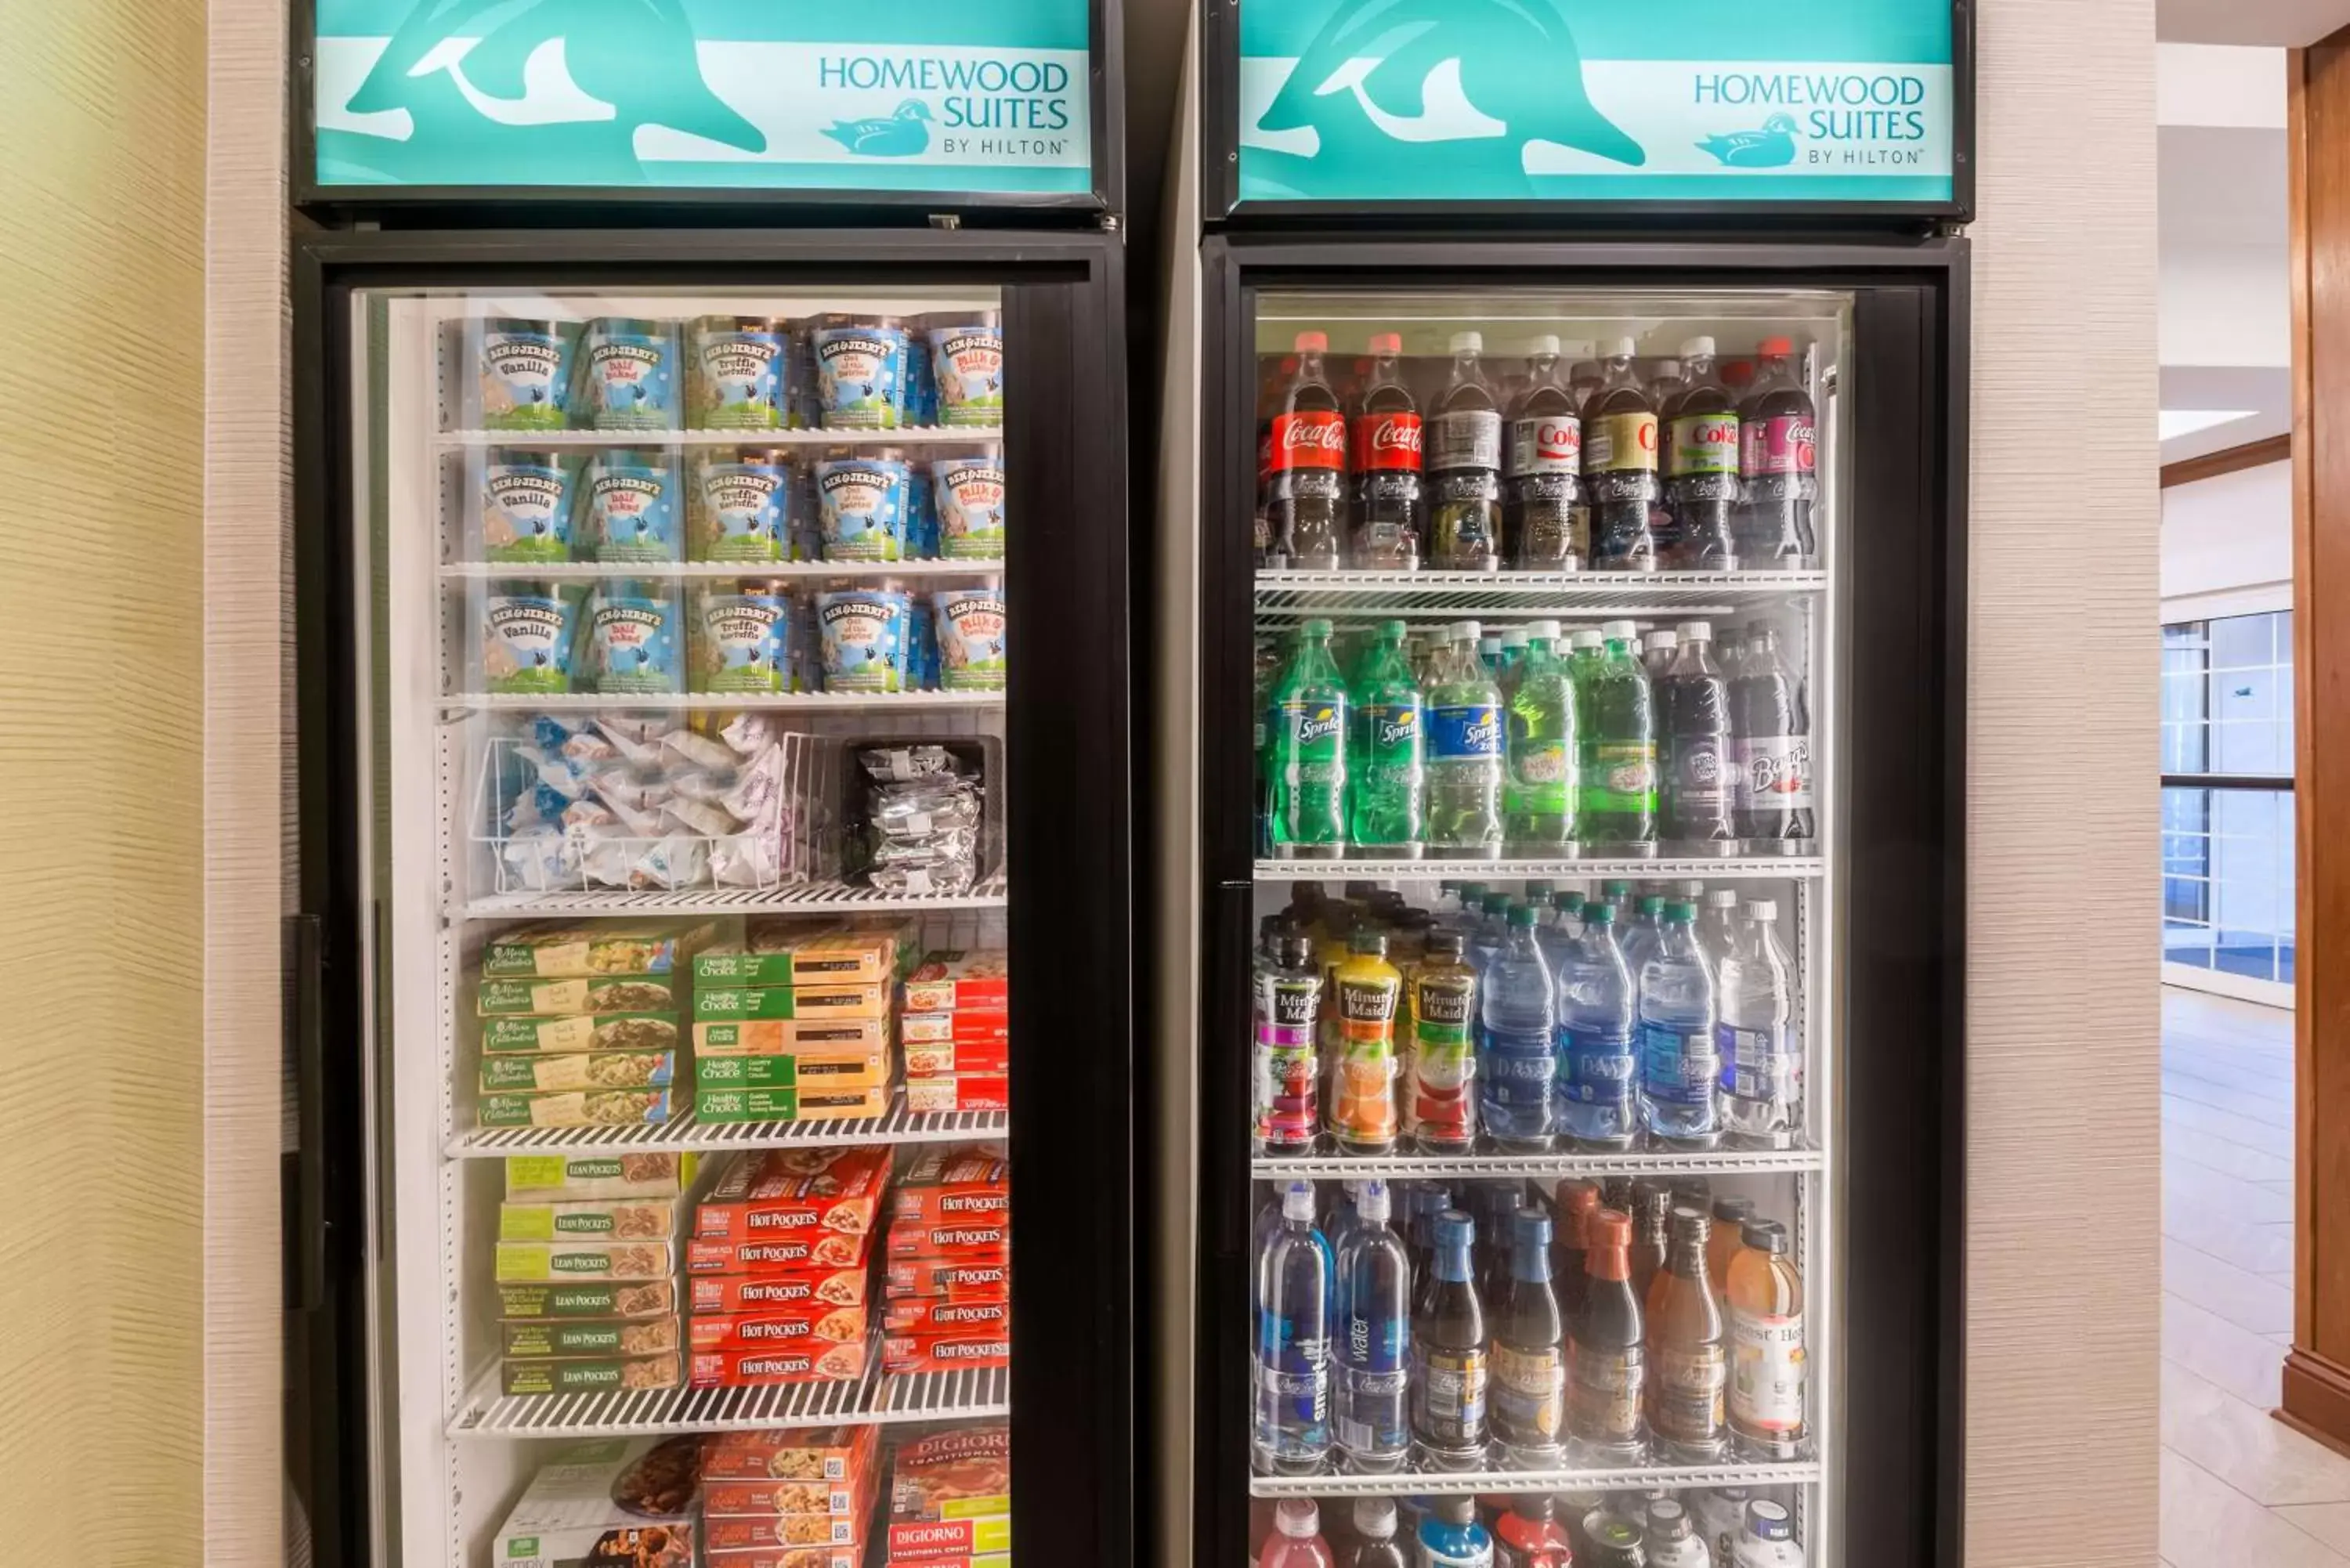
[
  {"x1": 291, "y1": 233, "x2": 1131, "y2": 1568},
  {"x1": 1191, "y1": 242, "x2": 1963, "y2": 1568}
]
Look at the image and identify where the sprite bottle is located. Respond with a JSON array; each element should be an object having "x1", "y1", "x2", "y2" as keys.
[
  {"x1": 1505, "y1": 619, "x2": 1579, "y2": 855},
  {"x1": 1267, "y1": 619, "x2": 1350, "y2": 858},
  {"x1": 1580, "y1": 619, "x2": 1658, "y2": 851},
  {"x1": 1350, "y1": 620, "x2": 1426, "y2": 858}
]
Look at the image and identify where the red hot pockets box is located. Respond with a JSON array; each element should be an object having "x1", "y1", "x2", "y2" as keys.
[
  {"x1": 883, "y1": 1332, "x2": 1012, "y2": 1375},
  {"x1": 883, "y1": 1295, "x2": 1010, "y2": 1336},
  {"x1": 901, "y1": 952, "x2": 1010, "y2": 1013},
  {"x1": 888, "y1": 1214, "x2": 1010, "y2": 1259},
  {"x1": 889, "y1": 1147, "x2": 1010, "y2": 1227},
  {"x1": 691, "y1": 1268, "x2": 867, "y2": 1313},
  {"x1": 695, "y1": 1147, "x2": 891, "y2": 1242},
  {"x1": 690, "y1": 1338, "x2": 869, "y2": 1388},
  {"x1": 687, "y1": 1227, "x2": 872, "y2": 1276},
  {"x1": 885, "y1": 1252, "x2": 1010, "y2": 1300},
  {"x1": 689, "y1": 1303, "x2": 868, "y2": 1354}
]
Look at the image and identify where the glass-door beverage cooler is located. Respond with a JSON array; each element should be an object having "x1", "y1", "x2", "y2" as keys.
[
  {"x1": 1191, "y1": 244, "x2": 1964, "y2": 1568},
  {"x1": 288, "y1": 232, "x2": 1130, "y2": 1568}
]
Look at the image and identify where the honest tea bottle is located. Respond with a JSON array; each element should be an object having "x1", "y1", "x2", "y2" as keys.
[
  {"x1": 1334, "y1": 1180, "x2": 1413, "y2": 1472},
  {"x1": 1726, "y1": 1218, "x2": 1807, "y2": 1460},
  {"x1": 1253, "y1": 1181, "x2": 1334, "y2": 1474}
]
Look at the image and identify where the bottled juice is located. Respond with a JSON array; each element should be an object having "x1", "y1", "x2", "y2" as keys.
[
  {"x1": 1708, "y1": 1196, "x2": 1757, "y2": 1302},
  {"x1": 1645, "y1": 1207, "x2": 1728, "y2": 1462},
  {"x1": 1726, "y1": 1219, "x2": 1807, "y2": 1459},
  {"x1": 1408, "y1": 934, "x2": 1479, "y2": 1153},
  {"x1": 1252, "y1": 932, "x2": 1323, "y2": 1154},
  {"x1": 1329, "y1": 932, "x2": 1404, "y2": 1154},
  {"x1": 1567, "y1": 1209, "x2": 1647, "y2": 1465},
  {"x1": 1552, "y1": 1179, "x2": 1601, "y2": 1324}
]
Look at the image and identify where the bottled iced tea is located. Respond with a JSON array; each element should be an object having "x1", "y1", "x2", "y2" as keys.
[
  {"x1": 1726, "y1": 1219, "x2": 1806, "y2": 1459},
  {"x1": 1567, "y1": 1208, "x2": 1647, "y2": 1464},
  {"x1": 1645, "y1": 1207, "x2": 1728, "y2": 1462}
]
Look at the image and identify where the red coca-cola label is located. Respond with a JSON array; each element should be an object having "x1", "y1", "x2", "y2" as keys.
[
  {"x1": 1743, "y1": 414, "x2": 1817, "y2": 477},
  {"x1": 1267, "y1": 410, "x2": 1347, "y2": 472},
  {"x1": 1351, "y1": 411, "x2": 1425, "y2": 472}
]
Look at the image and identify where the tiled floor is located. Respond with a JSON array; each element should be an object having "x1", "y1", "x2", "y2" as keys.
[{"x1": 2161, "y1": 987, "x2": 2350, "y2": 1566}]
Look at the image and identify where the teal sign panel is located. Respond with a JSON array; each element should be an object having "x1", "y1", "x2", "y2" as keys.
[
  {"x1": 1236, "y1": 0, "x2": 1957, "y2": 207},
  {"x1": 311, "y1": 2, "x2": 1094, "y2": 194}
]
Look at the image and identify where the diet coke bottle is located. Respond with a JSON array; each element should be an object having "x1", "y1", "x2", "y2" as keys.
[
  {"x1": 1267, "y1": 332, "x2": 1348, "y2": 571},
  {"x1": 1506, "y1": 335, "x2": 1583, "y2": 570},
  {"x1": 1350, "y1": 331, "x2": 1425, "y2": 570}
]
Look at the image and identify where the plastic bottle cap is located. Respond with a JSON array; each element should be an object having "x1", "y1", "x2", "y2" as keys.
[
  {"x1": 1746, "y1": 1501, "x2": 1795, "y2": 1542},
  {"x1": 1282, "y1": 1183, "x2": 1317, "y2": 1222},
  {"x1": 1668, "y1": 901, "x2": 1699, "y2": 921},
  {"x1": 1484, "y1": 894, "x2": 1510, "y2": 915},
  {"x1": 1301, "y1": 618, "x2": 1334, "y2": 638},
  {"x1": 1680, "y1": 336, "x2": 1717, "y2": 359},
  {"x1": 1647, "y1": 630, "x2": 1677, "y2": 649},
  {"x1": 1589, "y1": 1209, "x2": 1632, "y2": 1245},
  {"x1": 1716, "y1": 1194, "x2": 1756, "y2": 1223},
  {"x1": 1275, "y1": 1498, "x2": 1321, "y2": 1538},
  {"x1": 1428, "y1": 932, "x2": 1466, "y2": 958},
  {"x1": 1749, "y1": 901, "x2": 1779, "y2": 921},
  {"x1": 1527, "y1": 334, "x2": 1562, "y2": 356},
  {"x1": 1355, "y1": 1498, "x2": 1398, "y2": 1539},
  {"x1": 1528, "y1": 620, "x2": 1562, "y2": 640},
  {"x1": 1640, "y1": 895, "x2": 1666, "y2": 914},
  {"x1": 1610, "y1": 335, "x2": 1638, "y2": 358},
  {"x1": 1572, "y1": 630, "x2": 1603, "y2": 649},
  {"x1": 1454, "y1": 620, "x2": 1483, "y2": 642},
  {"x1": 1435, "y1": 1211, "x2": 1475, "y2": 1250},
  {"x1": 1589, "y1": 1515, "x2": 1643, "y2": 1551},
  {"x1": 1294, "y1": 331, "x2": 1329, "y2": 353},
  {"x1": 1452, "y1": 331, "x2": 1485, "y2": 354},
  {"x1": 1649, "y1": 1498, "x2": 1690, "y2": 1537},
  {"x1": 1358, "y1": 1180, "x2": 1392, "y2": 1223},
  {"x1": 1582, "y1": 901, "x2": 1613, "y2": 924},
  {"x1": 1679, "y1": 620, "x2": 1713, "y2": 641},
  {"x1": 1513, "y1": 1209, "x2": 1552, "y2": 1250},
  {"x1": 1743, "y1": 1218, "x2": 1790, "y2": 1253},
  {"x1": 1600, "y1": 619, "x2": 1637, "y2": 639},
  {"x1": 1708, "y1": 890, "x2": 1739, "y2": 909},
  {"x1": 1501, "y1": 628, "x2": 1529, "y2": 648},
  {"x1": 1351, "y1": 930, "x2": 1389, "y2": 956},
  {"x1": 1368, "y1": 331, "x2": 1402, "y2": 355},
  {"x1": 1379, "y1": 619, "x2": 1408, "y2": 640},
  {"x1": 1509, "y1": 904, "x2": 1538, "y2": 928},
  {"x1": 1759, "y1": 335, "x2": 1795, "y2": 358}
]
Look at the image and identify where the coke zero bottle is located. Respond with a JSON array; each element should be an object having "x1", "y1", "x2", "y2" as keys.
[
  {"x1": 1582, "y1": 338, "x2": 1659, "y2": 572},
  {"x1": 1349, "y1": 331, "x2": 1424, "y2": 570},
  {"x1": 1426, "y1": 333, "x2": 1502, "y2": 573},
  {"x1": 1738, "y1": 337, "x2": 1817, "y2": 569},
  {"x1": 1268, "y1": 332, "x2": 1347, "y2": 571},
  {"x1": 1732, "y1": 620, "x2": 1815, "y2": 850},
  {"x1": 1662, "y1": 337, "x2": 1741, "y2": 569},
  {"x1": 1506, "y1": 336, "x2": 1582, "y2": 570}
]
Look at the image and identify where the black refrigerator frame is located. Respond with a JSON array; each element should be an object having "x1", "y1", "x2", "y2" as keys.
[
  {"x1": 1191, "y1": 233, "x2": 1969, "y2": 1568},
  {"x1": 287, "y1": 227, "x2": 1134, "y2": 1568}
]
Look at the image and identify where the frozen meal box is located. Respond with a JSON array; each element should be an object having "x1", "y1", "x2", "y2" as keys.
[
  {"x1": 499, "y1": 1278, "x2": 678, "y2": 1321},
  {"x1": 884, "y1": 1252, "x2": 1009, "y2": 1300},
  {"x1": 483, "y1": 922, "x2": 716, "y2": 978},
  {"x1": 690, "y1": 1303, "x2": 867, "y2": 1354},
  {"x1": 506, "y1": 1153, "x2": 693, "y2": 1202},
  {"x1": 903, "y1": 1075, "x2": 1010, "y2": 1117},
  {"x1": 703, "y1": 1549, "x2": 858, "y2": 1568},
  {"x1": 884, "y1": 1331, "x2": 1012, "y2": 1375},
  {"x1": 690, "y1": 1269, "x2": 867, "y2": 1315},
  {"x1": 497, "y1": 1238, "x2": 677, "y2": 1282},
  {"x1": 479, "y1": 973, "x2": 685, "y2": 1017},
  {"x1": 696, "y1": 1084, "x2": 891, "y2": 1125},
  {"x1": 695, "y1": 926, "x2": 900, "y2": 988},
  {"x1": 500, "y1": 1196, "x2": 680, "y2": 1243},
  {"x1": 890, "y1": 1423, "x2": 1010, "y2": 1534},
  {"x1": 696, "y1": 1050, "x2": 890, "y2": 1094},
  {"x1": 882, "y1": 1555, "x2": 1007, "y2": 1568},
  {"x1": 490, "y1": 1436, "x2": 699, "y2": 1568},
  {"x1": 700, "y1": 1510, "x2": 858, "y2": 1547},
  {"x1": 501, "y1": 1317, "x2": 681, "y2": 1359},
  {"x1": 898, "y1": 1011, "x2": 1010, "y2": 1047},
  {"x1": 688, "y1": 1227, "x2": 872, "y2": 1277},
  {"x1": 903, "y1": 1039, "x2": 1010, "y2": 1078},
  {"x1": 483, "y1": 1012, "x2": 681, "y2": 1057},
  {"x1": 696, "y1": 1017, "x2": 892, "y2": 1057},
  {"x1": 702, "y1": 1462, "x2": 873, "y2": 1521},
  {"x1": 888, "y1": 1214, "x2": 1010, "y2": 1258},
  {"x1": 901, "y1": 952, "x2": 1010, "y2": 1014},
  {"x1": 884, "y1": 1295, "x2": 1010, "y2": 1336},
  {"x1": 480, "y1": 1087, "x2": 679, "y2": 1129},
  {"x1": 889, "y1": 1519, "x2": 1014, "y2": 1562},
  {"x1": 889, "y1": 1147, "x2": 1010, "y2": 1227},
  {"x1": 501, "y1": 1352, "x2": 682, "y2": 1396},
  {"x1": 483, "y1": 1050, "x2": 677, "y2": 1095},
  {"x1": 696, "y1": 1147, "x2": 891, "y2": 1241},
  {"x1": 689, "y1": 1338, "x2": 868, "y2": 1389},
  {"x1": 700, "y1": 1423, "x2": 879, "y2": 1483},
  {"x1": 694, "y1": 981, "x2": 891, "y2": 1022}
]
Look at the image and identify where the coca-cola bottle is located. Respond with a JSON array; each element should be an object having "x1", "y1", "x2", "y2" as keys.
[
  {"x1": 1505, "y1": 336, "x2": 1582, "y2": 571},
  {"x1": 1644, "y1": 357, "x2": 1686, "y2": 562},
  {"x1": 1349, "y1": 331, "x2": 1425, "y2": 571},
  {"x1": 1737, "y1": 337, "x2": 1818, "y2": 569},
  {"x1": 1582, "y1": 338, "x2": 1659, "y2": 572},
  {"x1": 1426, "y1": 332, "x2": 1503, "y2": 573},
  {"x1": 1731, "y1": 620, "x2": 1815, "y2": 849},
  {"x1": 1268, "y1": 331, "x2": 1348, "y2": 571},
  {"x1": 1662, "y1": 337, "x2": 1741, "y2": 570},
  {"x1": 1565, "y1": 344, "x2": 1603, "y2": 407},
  {"x1": 1256, "y1": 352, "x2": 1297, "y2": 568}
]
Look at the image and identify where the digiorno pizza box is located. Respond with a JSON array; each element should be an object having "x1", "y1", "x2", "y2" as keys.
[
  {"x1": 689, "y1": 1268, "x2": 866, "y2": 1314},
  {"x1": 694, "y1": 1147, "x2": 891, "y2": 1241}
]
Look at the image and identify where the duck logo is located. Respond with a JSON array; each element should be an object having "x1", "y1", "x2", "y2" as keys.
[
  {"x1": 1246, "y1": 0, "x2": 1644, "y2": 200},
  {"x1": 1698, "y1": 113, "x2": 1802, "y2": 169},
  {"x1": 822, "y1": 99, "x2": 938, "y2": 158}
]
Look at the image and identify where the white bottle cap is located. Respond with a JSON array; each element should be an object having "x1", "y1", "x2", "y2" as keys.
[
  {"x1": 1600, "y1": 619, "x2": 1637, "y2": 639},
  {"x1": 1529, "y1": 619, "x2": 1563, "y2": 640},
  {"x1": 1354, "y1": 1498, "x2": 1398, "y2": 1540},
  {"x1": 1501, "y1": 627, "x2": 1529, "y2": 648},
  {"x1": 1452, "y1": 331, "x2": 1484, "y2": 355},
  {"x1": 1679, "y1": 620, "x2": 1714, "y2": 641},
  {"x1": 1748, "y1": 901, "x2": 1780, "y2": 921},
  {"x1": 1358, "y1": 1180, "x2": 1391, "y2": 1223},
  {"x1": 1654, "y1": 359, "x2": 1682, "y2": 379},
  {"x1": 1647, "y1": 630, "x2": 1678, "y2": 650},
  {"x1": 1282, "y1": 1181, "x2": 1317, "y2": 1222},
  {"x1": 1526, "y1": 334, "x2": 1562, "y2": 356},
  {"x1": 1708, "y1": 889, "x2": 1739, "y2": 908},
  {"x1": 1478, "y1": 637, "x2": 1502, "y2": 653},
  {"x1": 1275, "y1": 1499, "x2": 1321, "y2": 1538},
  {"x1": 1611, "y1": 335, "x2": 1639, "y2": 358},
  {"x1": 1573, "y1": 630, "x2": 1603, "y2": 649},
  {"x1": 1682, "y1": 335, "x2": 1718, "y2": 359},
  {"x1": 1453, "y1": 620, "x2": 1483, "y2": 642}
]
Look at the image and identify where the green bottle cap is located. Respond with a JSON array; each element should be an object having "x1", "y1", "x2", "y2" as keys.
[
  {"x1": 1668, "y1": 901, "x2": 1698, "y2": 921},
  {"x1": 1509, "y1": 904, "x2": 1538, "y2": 927},
  {"x1": 1484, "y1": 893, "x2": 1509, "y2": 915},
  {"x1": 1582, "y1": 902, "x2": 1614, "y2": 924},
  {"x1": 1640, "y1": 895, "x2": 1666, "y2": 915}
]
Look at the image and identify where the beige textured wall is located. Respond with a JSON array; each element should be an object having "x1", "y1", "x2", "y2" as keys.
[
  {"x1": 0, "y1": 0, "x2": 210, "y2": 1562},
  {"x1": 1965, "y1": 2, "x2": 2164, "y2": 1563}
]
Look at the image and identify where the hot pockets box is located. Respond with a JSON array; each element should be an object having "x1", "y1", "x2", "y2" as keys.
[
  {"x1": 693, "y1": 981, "x2": 890, "y2": 1022},
  {"x1": 889, "y1": 1147, "x2": 1010, "y2": 1227},
  {"x1": 884, "y1": 1252, "x2": 1009, "y2": 1301},
  {"x1": 696, "y1": 1085, "x2": 891, "y2": 1125},
  {"x1": 688, "y1": 1227, "x2": 871, "y2": 1277},
  {"x1": 700, "y1": 1422, "x2": 878, "y2": 1483},
  {"x1": 884, "y1": 1332, "x2": 1012, "y2": 1375},
  {"x1": 898, "y1": 1010, "x2": 1009, "y2": 1046},
  {"x1": 884, "y1": 1295, "x2": 1010, "y2": 1336},
  {"x1": 901, "y1": 952, "x2": 1010, "y2": 1013},
  {"x1": 695, "y1": 1018, "x2": 892, "y2": 1057},
  {"x1": 902, "y1": 1075, "x2": 1010, "y2": 1116},
  {"x1": 689, "y1": 1303, "x2": 867, "y2": 1354},
  {"x1": 888, "y1": 1215, "x2": 1009, "y2": 1259},
  {"x1": 690, "y1": 1338, "x2": 868, "y2": 1388},
  {"x1": 696, "y1": 1050, "x2": 889, "y2": 1093},
  {"x1": 695, "y1": 1147, "x2": 891, "y2": 1241},
  {"x1": 690, "y1": 1268, "x2": 867, "y2": 1314}
]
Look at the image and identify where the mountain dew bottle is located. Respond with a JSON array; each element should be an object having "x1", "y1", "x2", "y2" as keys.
[
  {"x1": 1268, "y1": 620, "x2": 1350, "y2": 858},
  {"x1": 1350, "y1": 620, "x2": 1426, "y2": 858},
  {"x1": 1506, "y1": 620, "x2": 1578, "y2": 854}
]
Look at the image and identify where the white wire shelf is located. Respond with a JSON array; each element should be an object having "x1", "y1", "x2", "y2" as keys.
[
  {"x1": 453, "y1": 690, "x2": 1005, "y2": 712},
  {"x1": 1252, "y1": 1146, "x2": 1823, "y2": 1180},
  {"x1": 1255, "y1": 569, "x2": 1827, "y2": 622},
  {"x1": 443, "y1": 560, "x2": 1003, "y2": 580},
  {"x1": 1255, "y1": 856, "x2": 1824, "y2": 882},
  {"x1": 460, "y1": 873, "x2": 1007, "y2": 921},
  {"x1": 447, "y1": 1091, "x2": 1006, "y2": 1158},
  {"x1": 1248, "y1": 1456, "x2": 1821, "y2": 1498},
  {"x1": 449, "y1": 1334, "x2": 1007, "y2": 1440},
  {"x1": 439, "y1": 426, "x2": 1003, "y2": 448}
]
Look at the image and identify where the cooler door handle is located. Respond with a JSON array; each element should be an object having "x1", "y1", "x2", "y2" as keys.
[{"x1": 284, "y1": 912, "x2": 327, "y2": 1314}]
